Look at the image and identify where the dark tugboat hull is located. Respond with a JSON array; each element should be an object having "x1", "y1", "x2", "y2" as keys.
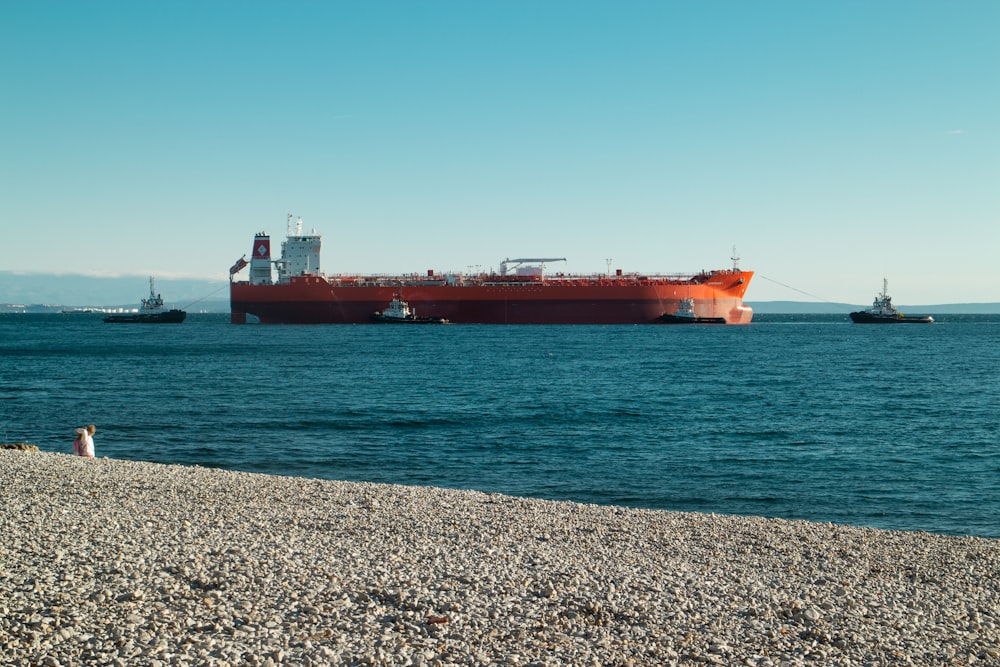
[
  {"x1": 659, "y1": 314, "x2": 727, "y2": 325},
  {"x1": 369, "y1": 314, "x2": 448, "y2": 324},
  {"x1": 849, "y1": 312, "x2": 933, "y2": 324},
  {"x1": 103, "y1": 310, "x2": 187, "y2": 324}
]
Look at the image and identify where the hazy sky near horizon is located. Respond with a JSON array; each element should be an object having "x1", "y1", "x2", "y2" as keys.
[{"x1": 2, "y1": 1, "x2": 997, "y2": 303}]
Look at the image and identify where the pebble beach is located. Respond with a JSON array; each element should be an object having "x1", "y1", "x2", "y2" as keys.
[{"x1": 2, "y1": 450, "x2": 997, "y2": 666}]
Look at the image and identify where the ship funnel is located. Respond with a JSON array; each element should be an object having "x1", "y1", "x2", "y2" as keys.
[{"x1": 249, "y1": 233, "x2": 273, "y2": 285}]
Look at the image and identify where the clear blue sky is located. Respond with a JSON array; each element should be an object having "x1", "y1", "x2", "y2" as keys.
[{"x1": 2, "y1": 1, "x2": 997, "y2": 303}]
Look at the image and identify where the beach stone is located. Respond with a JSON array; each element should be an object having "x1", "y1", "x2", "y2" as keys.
[
  {"x1": 1, "y1": 450, "x2": 997, "y2": 667},
  {"x1": 1, "y1": 443, "x2": 39, "y2": 451}
]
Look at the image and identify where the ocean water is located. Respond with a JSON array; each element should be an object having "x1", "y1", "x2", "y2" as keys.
[{"x1": 2, "y1": 313, "x2": 998, "y2": 538}]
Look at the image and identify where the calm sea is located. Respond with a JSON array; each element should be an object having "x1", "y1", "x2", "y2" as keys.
[{"x1": 2, "y1": 313, "x2": 998, "y2": 538}]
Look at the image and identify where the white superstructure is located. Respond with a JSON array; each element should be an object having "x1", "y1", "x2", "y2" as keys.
[
  {"x1": 276, "y1": 214, "x2": 322, "y2": 283},
  {"x1": 247, "y1": 214, "x2": 322, "y2": 286}
]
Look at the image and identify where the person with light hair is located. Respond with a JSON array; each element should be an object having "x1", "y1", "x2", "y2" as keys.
[{"x1": 73, "y1": 424, "x2": 96, "y2": 458}]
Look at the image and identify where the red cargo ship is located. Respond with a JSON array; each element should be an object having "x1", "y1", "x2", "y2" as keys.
[{"x1": 229, "y1": 216, "x2": 754, "y2": 325}]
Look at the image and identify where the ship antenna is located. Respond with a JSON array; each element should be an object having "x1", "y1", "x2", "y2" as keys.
[
  {"x1": 287, "y1": 213, "x2": 293, "y2": 237},
  {"x1": 731, "y1": 245, "x2": 740, "y2": 271}
]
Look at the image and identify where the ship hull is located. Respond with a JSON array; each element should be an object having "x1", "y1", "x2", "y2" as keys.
[{"x1": 231, "y1": 274, "x2": 754, "y2": 325}]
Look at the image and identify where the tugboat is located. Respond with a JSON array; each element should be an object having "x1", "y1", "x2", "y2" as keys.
[
  {"x1": 371, "y1": 293, "x2": 448, "y2": 324},
  {"x1": 659, "y1": 298, "x2": 726, "y2": 324},
  {"x1": 103, "y1": 277, "x2": 187, "y2": 323},
  {"x1": 849, "y1": 279, "x2": 933, "y2": 324}
]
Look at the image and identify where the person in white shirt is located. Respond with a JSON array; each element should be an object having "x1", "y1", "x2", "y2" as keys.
[{"x1": 73, "y1": 424, "x2": 96, "y2": 458}]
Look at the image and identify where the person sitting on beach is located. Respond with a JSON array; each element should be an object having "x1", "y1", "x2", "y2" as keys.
[{"x1": 73, "y1": 424, "x2": 96, "y2": 458}]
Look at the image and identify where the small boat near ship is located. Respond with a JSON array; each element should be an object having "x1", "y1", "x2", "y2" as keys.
[
  {"x1": 659, "y1": 298, "x2": 726, "y2": 324},
  {"x1": 849, "y1": 279, "x2": 933, "y2": 324},
  {"x1": 371, "y1": 293, "x2": 449, "y2": 324},
  {"x1": 103, "y1": 277, "x2": 187, "y2": 324}
]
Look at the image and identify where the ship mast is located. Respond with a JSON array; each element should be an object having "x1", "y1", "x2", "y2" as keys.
[
  {"x1": 287, "y1": 213, "x2": 303, "y2": 237},
  {"x1": 731, "y1": 246, "x2": 740, "y2": 271}
]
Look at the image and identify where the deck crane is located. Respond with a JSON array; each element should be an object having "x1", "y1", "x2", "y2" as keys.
[{"x1": 499, "y1": 257, "x2": 567, "y2": 276}]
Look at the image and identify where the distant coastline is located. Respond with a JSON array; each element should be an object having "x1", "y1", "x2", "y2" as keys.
[
  {"x1": 3, "y1": 301, "x2": 1000, "y2": 315},
  {"x1": 2, "y1": 271, "x2": 999, "y2": 314}
]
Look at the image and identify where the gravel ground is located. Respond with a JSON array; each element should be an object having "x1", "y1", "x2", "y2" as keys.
[{"x1": 1, "y1": 450, "x2": 997, "y2": 666}]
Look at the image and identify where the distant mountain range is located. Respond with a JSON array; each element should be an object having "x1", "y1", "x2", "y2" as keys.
[
  {"x1": 1, "y1": 272, "x2": 998, "y2": 314},
  {"x1": 0, "y1": 272, "x2": 230, "y2": 312}
]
